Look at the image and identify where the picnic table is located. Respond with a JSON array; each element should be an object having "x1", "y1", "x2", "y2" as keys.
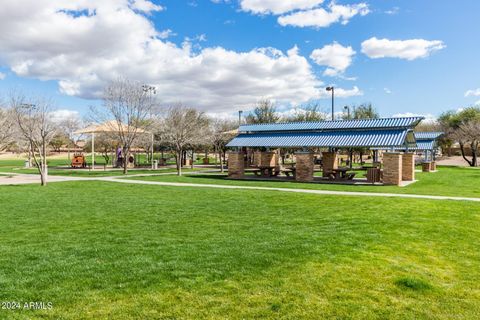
[
  {"x1": 258, "y1": 166, "x2": 280, "y2": 177},
  {"x1": 325, "y1": 167, "x2": 356, "y2": 181}
]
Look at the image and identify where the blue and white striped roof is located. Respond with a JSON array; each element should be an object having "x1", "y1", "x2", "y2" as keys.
[
  {"x1": 414, "y1": 132, "x2": 443, "y2": 140},
  {"x1": 227, "y1": 129, "x2": 416, "y2": 148},
  {"x1": 239, "y1": 117, "x2": 423, "y2": 133}
]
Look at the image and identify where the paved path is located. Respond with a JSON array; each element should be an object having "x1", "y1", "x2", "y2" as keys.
[
  {"x1": 99, "y1": 177, "x2": 480, "y2": 203},
  {"x1": 2, "y1": 171, "x2": 479, "y2": 203}
]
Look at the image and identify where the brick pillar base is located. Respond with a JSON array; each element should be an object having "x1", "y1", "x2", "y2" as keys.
[
  {"x1": 260, "y1": 151, "x2": 278, "y2": 167},
  {"x1": 383, "y1": 152, "x2": 403, "y2": 185},
  {"x1": 322, "y1": 152, "x2": 338, "y2": 177},
  {"x1": 422, "y1": 162, "x2": 431, "y2": 172},
  {"x1": 227, "y1": 152, "x2": 244, "y2": 179},
  {"x1": 402, "y1": 153, "x2": 415, "y2": 181},
  {"x1": 431, "y1": 161, "x2": 437, "y2": 171},
  {"x1": 295, "y1": 152, "x2": 314, "y2": 182}
]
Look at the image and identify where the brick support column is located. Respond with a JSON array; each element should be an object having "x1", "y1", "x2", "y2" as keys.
[
  {"x1": 430, "y1": 161, "x2": 437, "y2": 171},
  {"x1": 322, "y1": 152, "x2": 338, "y2": 177},
  {"x1": 383, "y1": 152, "x2": 403, "y2": 185},
  {"x1": 422, "y1": 162, "x2": 431, "y2": 172},
  {"x1": 295, "y1": 152, "x2": 314, "y2": 182},
  {"x1": 253, "y1": 151, "x2": 262, "y2": 167},
  {"x1": 227, "y1": 152, "x2": 244, "y2": 179},
  {"x1": 402, "y1": 153, "x2": 415, "y2": 181},
  {"x1": 260, "y1": 151, "x2": 278, "y2": 167}
]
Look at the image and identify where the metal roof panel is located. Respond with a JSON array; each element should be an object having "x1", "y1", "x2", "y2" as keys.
[{"x1": 239, "y1": 117, "x2": 424, "y2": 133}]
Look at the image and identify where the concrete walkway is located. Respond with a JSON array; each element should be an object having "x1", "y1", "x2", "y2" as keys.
[
  {"x1": 2, "y1": 171, "x2": 479, "y2": 203},
  {"x1": 99, "y1": 177, "x2": 480, "y2": 203}
]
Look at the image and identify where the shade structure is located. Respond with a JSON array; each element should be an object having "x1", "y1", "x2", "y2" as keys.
[
  {"x1": 74, "y1": 120, "x2": 149, "y2": 135},
  {"x1": 414, "y1": 132, "x2": 443, "y2": 140},
  {"x1": 227, "y1": 129, "x2": 416, "y2": 148},
  {"x1": 239, "y1": 117, "x2": 423, "y2": 133},
  {"x1": 372, "y1": 132, "x2": 443, "y2": 151},
  {"x1": 227, "y1": 117, "x2": 423, "y2": 149},
  {"x1": 74, "y1": 120, "x2": 154, "y2": 170}
]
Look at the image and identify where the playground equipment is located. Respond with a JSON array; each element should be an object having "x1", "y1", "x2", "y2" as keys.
[{"x1": 71, "y1": 154, "x2": 87, "y2": 168}]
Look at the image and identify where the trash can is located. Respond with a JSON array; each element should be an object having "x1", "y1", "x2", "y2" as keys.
[
  {"x1": 24, "y1": 160, "x2": 30, "y2": 168},
  {"x1": 153, "y1": 160, "x2": 158, "y2": 170}
]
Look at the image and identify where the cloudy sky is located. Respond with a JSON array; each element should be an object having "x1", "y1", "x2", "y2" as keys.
[{"x1": 0, "y1": 0, "x2": 479, "y2": 119}]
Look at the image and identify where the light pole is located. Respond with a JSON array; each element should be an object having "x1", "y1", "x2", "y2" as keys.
[
  {"x1": 326, "y1": 86, "x2": 334, "y2": 120},
  {"x1": 142, "y1": 84, "x2": 156, "y2": 168},
  {"x1": 238, "y1": 110, "x2": 243, "y2": 127},
  {"x1": 344, "y1": 105, "x2": 350, "y2": 119}
]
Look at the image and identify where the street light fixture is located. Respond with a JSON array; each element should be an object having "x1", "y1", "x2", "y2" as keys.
[
  {"x1": 238, "y1": 110, "x2": 243, "y2": 126},
  {"x1": 142, "y1": 84, "x2": 156, "y2": 95},
  {"x1": 344, "y1": 105, "x2": 350, "y2": 119},
  {"x1": 326, "y1": 86, "x2": 334, "y2": 121}
]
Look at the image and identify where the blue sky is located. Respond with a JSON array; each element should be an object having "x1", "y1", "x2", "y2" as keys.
[{"x1": 0, "y1": 0, "x2": 479, "y2": 120}]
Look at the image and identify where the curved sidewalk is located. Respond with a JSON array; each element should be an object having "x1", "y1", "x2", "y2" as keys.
[{"x1": 100, "y1": 177, "x2": 480, "y2": 203}]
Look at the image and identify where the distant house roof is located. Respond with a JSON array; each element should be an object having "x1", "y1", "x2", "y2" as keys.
[
  {"x1": 239, "y1": 117, "x2": 423, "y2": 133},
  {"x1": 227, "y1": 117, "x2": 423, "y2": 149}
]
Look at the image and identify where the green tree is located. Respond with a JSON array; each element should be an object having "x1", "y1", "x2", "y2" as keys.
[
  {"x1": 439, "y1": 107, "x2": 480, "y2": 167},
  {"x1": 285, "y1": 103, "x2": 326, "y2": 122},
  {"x1": 245, "y1": 99, "x2": 280, "y2": 124},
  {"x1": 352, "y1": 103, "x2": 379, "y2": 119}
]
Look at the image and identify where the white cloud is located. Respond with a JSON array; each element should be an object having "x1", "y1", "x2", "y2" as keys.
[
  {"x1": 49, "y1": 109, "x2": 81, "y2": 123},
  {"x1": 278, "y1": 2, "x2": 370, "y2": 28},
  {"x1": 320, "y1": 86, "x2": 363, "y2": 98},
  {"x1": 465, "y1": 88, "x2": 480, "y2": 97},
  {"x1": 361, "y1": 37, "x2": 446, "y2": 60},
  {"x1": 384, "y1": 87, "x2": 391, "y2": 94},
  {"x1": 475, "y1": 100, "x2": 480, "y2": 106},
  {"x1": 130, "y1": 0, "x2": 164, "y2": 13},
  {"x1": 385, "y1": 7, "x2": 399, "y2": 15},
  {"x1": 392, "y1": 112, "x2": 436, "y2": 123},
  {"x1": 240, "y1": 0, "x2": 324, "y2": 15},
  {"x1": 158, "y1": 29, "x2": 175, "y2": 39},
  {"x1": 0, "y1": 72, "x2": 5, "y2": 80},
  {"x1": 310, "y1": 42, "x2": 355, "y2": 76},
  {"x1": 0, "y1": 0, "x2": 342, "y2": 113}
]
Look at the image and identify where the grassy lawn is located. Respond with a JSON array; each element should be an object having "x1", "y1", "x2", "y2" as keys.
[
  {"x1": 0, "y1": 181, "x2": 480, "y2": 319},
  {"x1": 125, "y1": 166, "x2": 480, "y2": 198}
]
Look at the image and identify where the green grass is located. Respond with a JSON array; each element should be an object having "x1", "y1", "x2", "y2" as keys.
[
  {"x1": 0, "y1": 181, "x2": 480, "y2": 319},
  {"x1": 126, "y1": 166, "x2": 480, "y2": 198}
]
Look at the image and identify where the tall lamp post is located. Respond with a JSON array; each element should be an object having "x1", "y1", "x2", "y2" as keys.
[
  {"x1": 326, "y1": 86, "x2": 334, "y2": 121},
  {"x1": 238, "y1": 110, "x2": 243, "y2": 126},
  {"x1": 142, "y1": 84, "x2": 156, "y2": 168},
  {"x1": 344, "y1": 105, "x2": 350, "y2": 119}
]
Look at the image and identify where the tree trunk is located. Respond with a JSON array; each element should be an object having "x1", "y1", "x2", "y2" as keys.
[
  {"x1": 123, "y1": 148, "x2": 128, "y2": 174},
  {"x1": 459, "y1": 143, "x2": 474, "y2": 166},
  {"x1": 177, "y1": 150, "x2": 183, "y2": 176},
  {"x1": 471, "y1": 142, "x2": 478, "y2": 167},
  {"x1": 40, "y1": 170, "x2": 47, "y2": 186},
  {"x1": 191, "y1": 150, "x2": 194, "y2": 169},
  {"x1": 219, "y1": 151, "x2": 224, "y2": 173},
  {"x1": 41, "y1": 138, "x2": 47, "y2": 186}
]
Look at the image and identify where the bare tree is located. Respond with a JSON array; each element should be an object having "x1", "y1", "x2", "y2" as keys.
[
  {"x1": 439, "y1": 107, "x2": 480, "y2": 167},
  {"x1": 159, "y1": 106, "x2": 209, "y2": 176},
  {"x1": 0, "y1": 107, "x2": 16, "y2": 151},
  {"x1": 285, "y1": 103, "x2": 326, "y2": 122},
  {"x1": 11, "y1": 93, "x2": 57, "y2": 186},
  {"x1": 91, "y1": 78, "x2": 156, "y2": 174},
  {"x1": 210, "y1": 119, "x2": 237, "y2": 172},
  {"x1": 59, "y1": 115, "x2": 82, "y2": 160},
  {"x1": 245, "y1": 99, "x2": 280, "y2": 124}
]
